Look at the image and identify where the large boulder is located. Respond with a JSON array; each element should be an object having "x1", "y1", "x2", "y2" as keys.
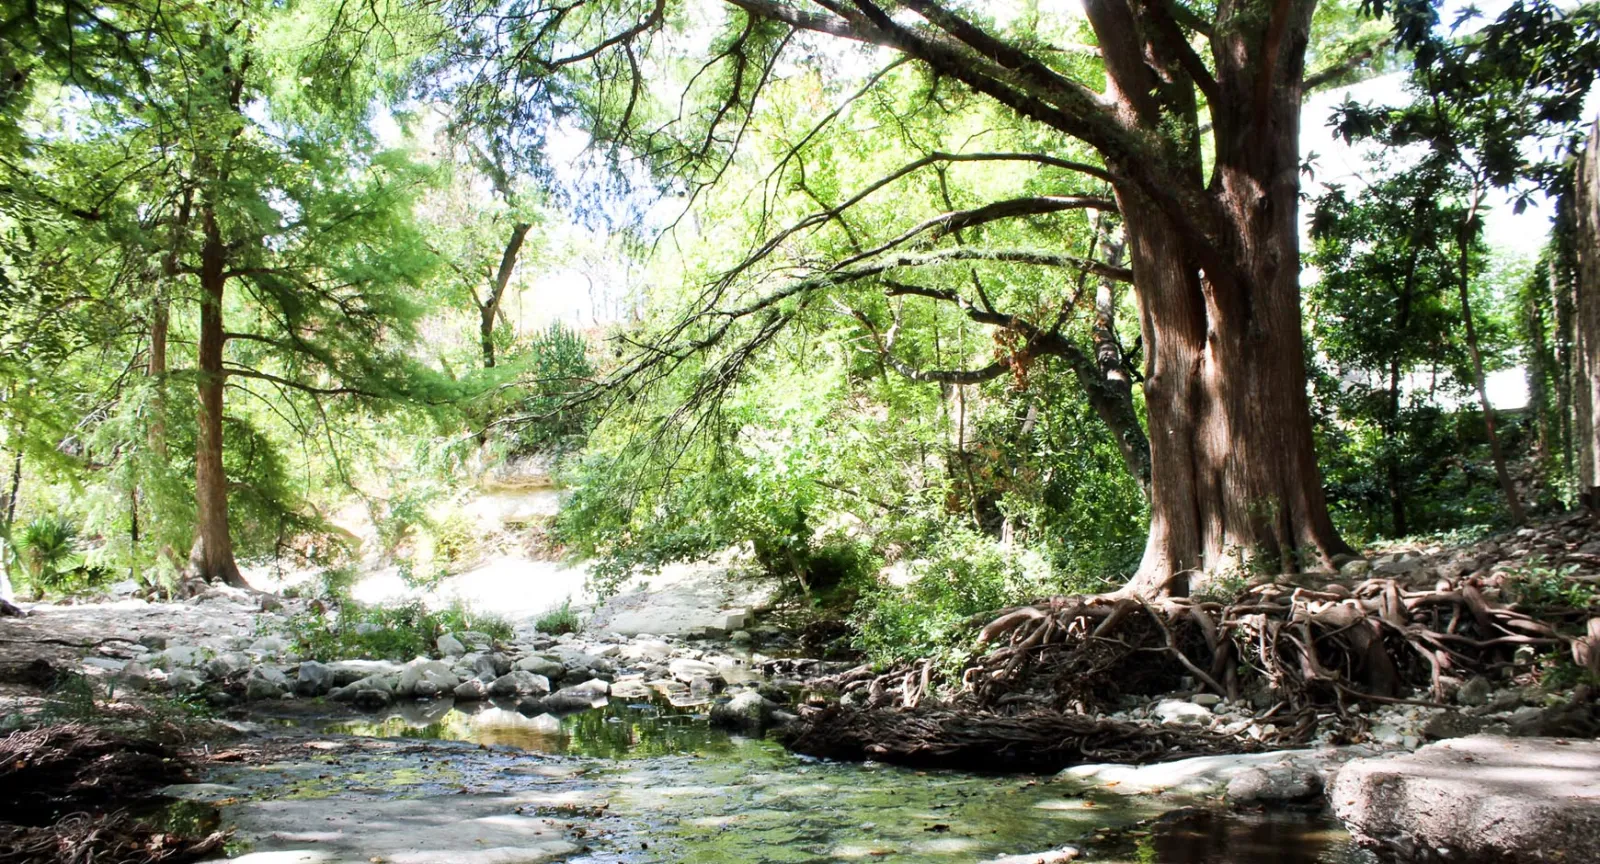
[
  {"x1": 488, "y1": 671, "x2": 551, "y2": 698},
  {"x1": 398, "y1": 660, "x2": 460, "y2": 699},
  {"x1": 436, "y1": 633, "x2": 468, "y2": 658},
  {"x1": 514, "y1": 656, "x2": 566, "y2": 679},
  {"x1": 709, "y1": 690, "x2": 778, "y2": 734},
  {"x1": 295, "y1": 660, "x2": 335, "y2": 697},
  {"x1": 1332, "y1": 735, "x2": 1600, "y2": 862},
  {"x1": 245, "y1": 666, "x2": 291, "y2": 701},
  {"x1": 329, "y1": 673, "x2": 398, "y2": 702}
]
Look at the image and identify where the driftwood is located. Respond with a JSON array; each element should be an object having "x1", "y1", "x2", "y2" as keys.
[{"x1": 783, "y1": 705, "x2": 1251, "y2": 772}]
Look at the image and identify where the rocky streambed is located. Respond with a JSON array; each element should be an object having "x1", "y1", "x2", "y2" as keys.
[{"x1": 1, "y1": 590, "x2": 1377, "y2": 863}]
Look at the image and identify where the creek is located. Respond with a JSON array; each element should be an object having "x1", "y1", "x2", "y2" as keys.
[{"x1": 189, "y1": 698, "x2": 1375, "y2": 864}]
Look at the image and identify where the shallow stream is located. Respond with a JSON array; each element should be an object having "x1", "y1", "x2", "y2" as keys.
[{"x1": 193, "y1": 699, "x2": 1374, "y2": 864}]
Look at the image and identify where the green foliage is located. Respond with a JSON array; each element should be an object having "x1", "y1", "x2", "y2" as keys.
[
  {"x1": 534, "y1": 598, "x2": 581, "y2": 635},
  {"x1": 1505, "y1": 556, "x2": 1596, "y2": 611},
  {"x1": 850, "y1": 524, "x2": 1060, "y2": 668},
  {"x1": 17, "y1": 513, "x2": 85, "y2": 596},
  {"x1": 283, "y1": 596, "x2": 512, "y2": 663},
  {"x1": 499, "y1": 322, "x2": 597, "y2": 454}
]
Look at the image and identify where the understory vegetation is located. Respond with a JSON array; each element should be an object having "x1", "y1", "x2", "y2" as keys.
[{"x1": 0, "y1": 0, "x2": 1597, "y2": 675}]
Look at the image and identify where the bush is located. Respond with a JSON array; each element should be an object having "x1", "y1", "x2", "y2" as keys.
[
  {"x1": 17, "y1": 514, "x2": 86, "y2": 598},
  {"x1": 534, "y1": 598, "x2": 581, "y2": 635},
  {"x1": 283, "y1": 598, "x2": 513, "y2": 662},
  {"x1": 850, "y1": 525, "x2": 1058, "y2": 668}
]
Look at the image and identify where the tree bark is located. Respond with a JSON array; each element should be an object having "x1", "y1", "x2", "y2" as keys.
[
  {"x1": 1106, "y1": 0, "x2": 1348, "y2": 595},
  {"x1": 1084, "y1": 236, "x2": 1151, "y2": 494},
  {"x1": 1574, "y1": 120, "x2": 1600, "y2": 512},
  {"x1": 480, "y1": 222, "x2": 532, "y2": 369},
  {"x1": 187, "y1": 206, "x2": 248, "y2": 589}
]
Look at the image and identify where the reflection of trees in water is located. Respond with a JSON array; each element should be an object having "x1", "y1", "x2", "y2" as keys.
[{"x1": 329, "y1": 701, "x2": 736, "y2": 759}]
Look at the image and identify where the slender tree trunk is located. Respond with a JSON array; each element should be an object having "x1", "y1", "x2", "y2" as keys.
[
  {"x1": 1089, "y1": 238, "x2": 1151, "y2": 495},
  {"x1": 1573, "y1": 120, "x2": 1600, "y2": 512},
  {"x1": 481, "y1": 222, "x2": 532, "y2": 369},
  {"x1": 3, "y1": 444, "x2": 18, "y2": 527},
  {"x1": 1456, "y1": 195, "x2": 1525, "y2": 525},
  {"x1": 1387, "y1": 359, "x2": 1409, "y2": 537},
  {"x1": 187, "y1": 207, "x2": 248, "y2": 589}
]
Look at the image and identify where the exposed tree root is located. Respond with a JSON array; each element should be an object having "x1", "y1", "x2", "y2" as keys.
[
  {"x1": 0, "y1": 813, "x2": 226, "y2": 864},
  {"x1": 797, "y1": 570, "x2": 1600, "y2": 760},
  {"x1": 782, "y1": 705, "x2": 1253, "y2": 772},
  {"x1": 1, "y1": 725, "x2": 192, "y2": 825},
  {"x1": 0, "y1": 725, "x2": 225, "y2": 864}
]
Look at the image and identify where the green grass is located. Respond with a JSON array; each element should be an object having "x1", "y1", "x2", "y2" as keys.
[
  {"x1": 284, "y1": 598, "x2": 513, "y2": 662},
  {"x1": 534, "y1": 598, "x2": 581, "y2": 635}
]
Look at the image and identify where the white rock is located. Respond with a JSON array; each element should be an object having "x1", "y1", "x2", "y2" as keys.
[{"x1": 437, "y1": 634, "x2": 468, "y2": 657}]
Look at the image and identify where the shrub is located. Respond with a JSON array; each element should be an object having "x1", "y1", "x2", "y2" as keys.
[
  {"x1": 850, "y1": 525, "x2": 1057, "y2": 668},
  {"x1": 17, "y1": 514, "x2": 84, "y2": 597},
  {"x1": 283, "y1": 598, "x2": 513, "y2": 662},
  {"x1": 534, "y1": 598, "x2": 581, "y2": 635}
]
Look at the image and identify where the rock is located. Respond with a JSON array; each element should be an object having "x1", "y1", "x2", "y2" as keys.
[
  {"x1": 352, "y1": 688, "x2": 392, "y2": 710},
  {"x1": 1225, "y1": 766, "x2": 1321, "y2": 803},
  {"x1": 453, "y1": 678, "x2": 488, "y2": 701},
  {"x1": 1455, "y1": 676, "x2": 1493, "y2": 707},
  {"x1": 1061, "y1": 747, "x2": 1368, "y2": 798},
  {"x1": 437, "y1": 634, "x2": 468, "y2": 657},
  {"x1": 205, "y1": 652, "x2": 251, "y2": 680},
  {"x1": 138, "y1": 634, "x2": 168, "y2": 651},
  {"x1": 608, "y1": 676, "x2": 653, "y2": 700},
  {"x1": 295, "y1": 660, "x2": 335, "y2": 697},
  {"x1": 118, "y1": 661, "x2": 154, "y2": 690},
  {"x1": 329, "y1": 674, "x2": 397, "y2": 702},
  {"x1": 619, "y1": 640, "x2": 674, "y2": 662},
  {"x1": 709, "y1": 690, "x2": 777, "y2": 734},
  {"x1": 327, "y1": 660, "x2": 402, "y2": 687},
  {"x1": 398, "y1": 660, "x2": 459, "y2": 699},
  {"x1": 1372, "y1": 552, "x2": 1423, "y2": 577},
  {"x1": 729, "y1": 630, "x2": 752, "y2": 644},
  {"x1": 1152, "y1": 699, "x2": 1212, "y2": 726},
  {"x1": 1420, "y1": 711, "x2": 1484, "y2": 741},
  {"x1": 517, "y1": 693, "x2": 598, "y2": 715},
  {"x1": 488, "y1": 671, "x2": 551, "y2": 698},
  {"x1": 155, "y1": 645, "x2": 204, "y2": 669},
  {"x1": 558, "y1": 678, "x2": 610, "y2": 698},
  {"x1": 457, "y1": 630, "x2": 494, "y2": 650},
  {"x1": 1340, "y1": 558, "x2": 1372, "y2": 577},
  {"x1": 986, "y1": 848, "x2": 1079, "y2": 863},
  {"x1": 514, "y1": 656, "x2": 566, "y2": 679},
  {"x1": 249, "y1": 636, "x2": 288, "y2": 656},
  {"x1": 245, "y1": 666, "x2": 291, "y2": 701},
  {"x1": 168, "y1": 668, "x2": 206, "y2": 692},
  {"x1": 1333, "y1": 736, "x2": 1600, "y2": 863},
  {"x1": 668, "y1": 658, "x2": 721, "y2": 684},
  {"x1": 1190, "y1": 693, "x2": 1223, "y2": 708}
]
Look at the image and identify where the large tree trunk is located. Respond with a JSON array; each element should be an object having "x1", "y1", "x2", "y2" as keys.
[
  {"x1": 1575, "y1": 120, "x2": 1600, "y2": 512},
  {"x1": 187, "y1": 207, "x2": 248, "y2": 589},
  {"x1": 1110, "y1": 0, "x2": 1349, "y2": 595}
]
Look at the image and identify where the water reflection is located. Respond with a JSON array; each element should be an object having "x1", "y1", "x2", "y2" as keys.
[
  {"x1": 1086, "y1": 809, "x2": 1375, "y2": 864},
  {"x1": 321, "y1": 698, "x2": 736, "y2": 758}
]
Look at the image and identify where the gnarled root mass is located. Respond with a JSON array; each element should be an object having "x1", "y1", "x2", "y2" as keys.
[
  {"x1": 0, "y1": 814, "x2": 226, "y2": 864},
  {"x1": 781, "y1": 705, "x2": 1253, "y2": 772},
  {"x1": 0, "y1": 725, "x2": 226, "y2": 864},
  {"x1": 791, "y1": 570, "x2": 1600, "y2": 764}
]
